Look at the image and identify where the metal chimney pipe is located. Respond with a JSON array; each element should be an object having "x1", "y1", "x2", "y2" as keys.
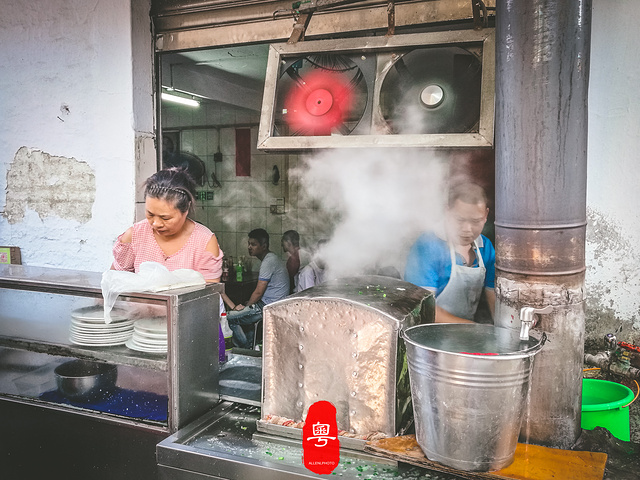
[{"x1": 494, "y1": 0, "x2": 592, "y2": 448}]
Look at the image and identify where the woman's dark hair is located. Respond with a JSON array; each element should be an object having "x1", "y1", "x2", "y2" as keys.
[{"x1": 144, "y1": 167, "x2": 196, "y2": 214}]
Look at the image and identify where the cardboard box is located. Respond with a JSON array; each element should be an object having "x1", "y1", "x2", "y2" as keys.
[{"x1": 0, "y1": 246, "x2": 21, "y2": 265}]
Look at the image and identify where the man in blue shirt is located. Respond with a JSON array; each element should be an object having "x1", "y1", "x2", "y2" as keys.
[
  {"x1": 226, "y1": 228, "x2": 290, "y2": 348},
  {"x1": 405, "y1": 183, "x2": 495, "y2": 323}
]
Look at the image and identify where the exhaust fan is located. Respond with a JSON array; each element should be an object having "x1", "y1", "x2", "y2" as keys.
[
  {"x1": 257, "y1": 29, "x2": 494, "y2": 150},
  {"x1": 163, "y1": 150, "x2": 207, "y2": 186}
]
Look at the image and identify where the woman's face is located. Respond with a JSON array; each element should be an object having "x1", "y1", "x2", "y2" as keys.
[{"x1": 145, "y1": 196, "x2": 188, "y2": 238}]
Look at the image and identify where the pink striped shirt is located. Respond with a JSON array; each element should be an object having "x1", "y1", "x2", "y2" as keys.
[{"x1": 112, "y1": 220, "x2": 224, "y2": 280}]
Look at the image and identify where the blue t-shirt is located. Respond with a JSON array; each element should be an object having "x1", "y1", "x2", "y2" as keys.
[
  {"x1": 259, "y1": 252, "x2": 290, "y2": 304},
  {"x1": 404, "y1": 232, "x2": 495, "y2": 296}
]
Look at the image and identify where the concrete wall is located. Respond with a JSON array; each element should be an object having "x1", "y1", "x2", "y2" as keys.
[
  {"x1": 0, "y1": 0, "x2": 154, "y2": 271},
  {"x1": 585, "y1": 0, "x2": 640, "y2": 347}
]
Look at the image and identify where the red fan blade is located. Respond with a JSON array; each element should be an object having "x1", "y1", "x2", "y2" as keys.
[{"x1": 282, "y1": 69, "x2": 354, "y2": 136}]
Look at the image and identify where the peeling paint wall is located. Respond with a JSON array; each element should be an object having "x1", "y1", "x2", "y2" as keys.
[
  {"x1": 586, "y1": 0, "x2": 640, "y2": 347},
  {"x1": 3, "y1": 147, "x2": 95, "y2": 224},
  {"x1": 585, "y1": 208, "x2": 640, "y2": 348},
  {"x1": 0, "y1": 0, "x2": 153, "y2": 270}
]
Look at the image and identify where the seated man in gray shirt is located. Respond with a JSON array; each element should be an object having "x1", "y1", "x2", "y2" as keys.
[{"x1": 226, "y1": 228, "x2": 290, "y2": 349}]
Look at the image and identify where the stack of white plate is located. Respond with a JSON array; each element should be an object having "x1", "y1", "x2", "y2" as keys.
[
  {"x1": 70, "y1": 306, "x2": 133, "y2": 347},
  {"x1": 126, "y1": 318, "x2": 168, "y2": 354}
]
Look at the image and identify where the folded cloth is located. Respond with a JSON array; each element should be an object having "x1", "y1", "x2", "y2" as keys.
[{"x1": 101, "y1": 261, "x2": 206, "y2": 323}]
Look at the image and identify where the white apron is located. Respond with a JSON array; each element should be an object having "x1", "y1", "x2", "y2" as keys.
[{"x1": 436, "y1": 239, "x2": 486, "y2": 321}]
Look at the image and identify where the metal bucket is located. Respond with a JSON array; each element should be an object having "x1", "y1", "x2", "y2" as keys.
[{"x1": 403, "y1": 324, "x2": 544, "y2": 472}]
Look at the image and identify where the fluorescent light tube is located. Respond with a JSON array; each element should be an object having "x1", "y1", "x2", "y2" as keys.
[{"x1": 161, "y1": 92, "x2": 200, "y2": 107}]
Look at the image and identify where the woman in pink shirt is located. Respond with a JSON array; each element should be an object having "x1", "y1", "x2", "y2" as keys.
[{"x1": 111, "y1": 168, "x2": 223, "y2": 281}]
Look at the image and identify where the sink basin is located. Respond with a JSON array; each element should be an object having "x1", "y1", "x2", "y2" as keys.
[
  {"x1": 219, "y1": 366, "x2": 261, "y2": 391},
  {"x1": 218, "y1": 355, "x2": 262, "y2": 405}
]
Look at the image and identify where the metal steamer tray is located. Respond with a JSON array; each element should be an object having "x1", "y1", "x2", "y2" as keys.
[
  {"x1": 256, "y1": 418, "x2": 368, "y2": 451},
  {"x1": 260, "y1": 276, "x2": 435, "y2": 443}
]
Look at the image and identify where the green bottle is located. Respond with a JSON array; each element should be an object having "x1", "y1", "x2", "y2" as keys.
[{"x1": 235, "y1": 261, "x2": 243, "y2": 282}]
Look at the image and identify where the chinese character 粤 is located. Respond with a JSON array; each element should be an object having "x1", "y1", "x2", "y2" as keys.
[{"x1": 306, "y1": 422, "x2": 336, "y2": 447}]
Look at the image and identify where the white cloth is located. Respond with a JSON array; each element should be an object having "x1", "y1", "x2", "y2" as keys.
[
  {"x1": 296, "y1": 260, "x2": 325, "y2": 292},
  {"x1": 299, "y1": 248, "x2": 312, "y2": 268},
  {"x1": 101, "y1": 261, "x2": 205, "y2": 323},
  {"x1": 292, "y1": 248, "x2": 313, "y2": 292}
]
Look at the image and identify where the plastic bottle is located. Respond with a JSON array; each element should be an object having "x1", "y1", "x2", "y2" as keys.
[
  {"x1": 235, "y1": 259, "x2": 243, "y2": 282},
  {"x1": 218, "y1": 323, "x2": 226, "y2": 363},
  {"x1": 219, "y1": 312, "x2": 233, "y2": 360},
  {"x1": 221, "y1": 258, "x2": 229, "y2": 282}
]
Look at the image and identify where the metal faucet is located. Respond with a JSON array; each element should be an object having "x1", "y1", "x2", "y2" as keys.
[
  {"x1": 604, "y1": 332, "x2": 618, "y2": 352},
  {"x1": 519, "y1": 305, "x2": 553, "y2": 340}
]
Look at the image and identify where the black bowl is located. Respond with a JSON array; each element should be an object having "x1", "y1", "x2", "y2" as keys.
[{"x1": 54, "y1": 360, "x2": 117, "y2": 402}]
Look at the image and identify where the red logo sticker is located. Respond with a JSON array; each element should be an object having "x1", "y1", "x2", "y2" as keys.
[{"x1": 302, "y1": 400, "x2": 340, "y2": 474}]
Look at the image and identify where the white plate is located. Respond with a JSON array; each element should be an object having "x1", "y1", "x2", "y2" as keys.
[
  {"x1": 125, "y1": 338, "x2": 167, "y2": 353},
  {"x1": 134, "y1": 318, "x2": 167, "y2": 334},
  {"x1": 70, "y1": 329, "x2": 133, "y2": 338},
  {"x1": 131, "y1": 332, "x2": 168, "y2": 346},
  {"x1": 71, "y1": 306, "x2": 128, "y2": 323},
  {"x1": 70, "y1": 323, "x2": 134, "y2": 334},
  {"x1": 133, "y1": 331, "x2": 167, "y2": 340},
  {"x1": 70, "y1": 337, "x2": 129, "y2": 347},
  {"x1": 70, "y1": 333, "x2": 132, "y2": 343},
  {"x1": 132, "y1": 327, "x2": 167, "y2": 339},
  {"x1": 70, "y1": 328, "x2": 133, "y2": 338},
  {"x1": 70, "y1": 331, "x2": 132, "y2": 340},
  {"x1": 131, "y1": 337, "x2": 167, "y2": 349},
  {"x1": 70, "y1": 328, "x2": 132, "y2": 338},
  {"x1": 71, "y1": 318, "x2": 134, "y2": 328},
  {"x1": 131, "y1": 338, "x2": 168, "y2": 352}
]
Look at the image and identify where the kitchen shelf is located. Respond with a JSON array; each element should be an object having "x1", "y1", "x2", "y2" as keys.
[
  {"x1": 0, "y1": 264, "x2": 223, "y2": 433},
  {"x1": 0, "y1": 336, "x2": 167, "y2": 371}
]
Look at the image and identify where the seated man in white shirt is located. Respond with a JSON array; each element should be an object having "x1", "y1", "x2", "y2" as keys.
[{"x1": 295, "y1": 240, "x2": 327, "y2": 292}]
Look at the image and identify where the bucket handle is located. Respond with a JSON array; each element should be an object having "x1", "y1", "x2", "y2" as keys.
[{"x1": 623, "y1": 380, "x2": 639, "y2": 408}]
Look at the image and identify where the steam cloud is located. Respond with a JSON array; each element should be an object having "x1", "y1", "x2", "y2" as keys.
[{"x1": 292, "y1": 148, "x2": 448, "y2": 280}]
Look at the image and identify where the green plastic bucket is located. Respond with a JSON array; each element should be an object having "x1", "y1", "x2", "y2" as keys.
[{"x1": 581, "y1": 378, "x2": 634, "y2": 441}]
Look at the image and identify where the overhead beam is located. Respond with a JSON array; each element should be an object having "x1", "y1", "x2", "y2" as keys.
[
  {"x1": 155, "y1": 0, "x2": 495, "y2": 52},
  {"x1": 161, "y1": 62, "x2": 263, "y2": 111}
]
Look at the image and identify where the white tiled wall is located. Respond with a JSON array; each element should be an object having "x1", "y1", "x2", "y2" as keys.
[{"x1": 162, "y1": 102, "x2": 334, "y2": 268}]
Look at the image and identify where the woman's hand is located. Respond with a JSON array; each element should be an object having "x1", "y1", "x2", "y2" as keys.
[{"x1": 233, "y1": 304, "x2": 245, "y2": 311}]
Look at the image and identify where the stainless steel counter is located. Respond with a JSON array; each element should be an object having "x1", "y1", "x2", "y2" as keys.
[
  {"x1": 218, "y1": 353, "x2": 262, "y2": 406},
  {"x1": 0, "y1": 264, "x2": 225, "y2": 479},
  {"x1": 0, "y1": 264, "x2": 223, "y2": 433},
  {"x1": 157, "y1": 402, "x2": 461, "y2": 480}
]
